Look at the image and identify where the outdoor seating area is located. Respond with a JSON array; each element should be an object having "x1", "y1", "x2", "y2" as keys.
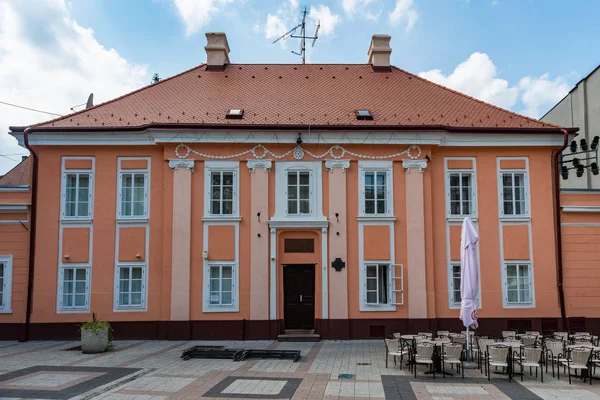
[{"x1": 385, "y1": 329, "x2": 600, "y2": 386}]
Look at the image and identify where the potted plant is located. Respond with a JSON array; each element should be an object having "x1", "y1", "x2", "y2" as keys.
[{"x1": 80, "y1": 313, "x2": 112, "y2": 354}]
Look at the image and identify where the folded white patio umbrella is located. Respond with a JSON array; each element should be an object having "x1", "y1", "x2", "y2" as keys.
[{"x1": 460, "y1": 217, "x2": 479, "y2": 363}]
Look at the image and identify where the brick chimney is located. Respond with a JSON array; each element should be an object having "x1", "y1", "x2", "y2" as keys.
[
  {"x1": 205, "y1": 32, "x2": 230, "y2": 71},
  {"x1": 368, "y1": 34, "x2": 392, "y2": 72}
]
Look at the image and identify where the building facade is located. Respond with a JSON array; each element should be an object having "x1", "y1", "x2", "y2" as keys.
[
  {"x1": 0, "y1": 33, "x2": 584, "y2": 340},
  {"x1": 542, "y1": 65, "x2": 600, "y2": 331}
]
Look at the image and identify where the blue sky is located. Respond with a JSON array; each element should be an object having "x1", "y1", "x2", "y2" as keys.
[{"x1": 1, "y1": 0, "x2": 599, "y2": 174}]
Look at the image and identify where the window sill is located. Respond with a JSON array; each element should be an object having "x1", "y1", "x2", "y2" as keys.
[
  {"x1": 268, "y1": 218, "x2": 329, "y2": 229},
  {"x1": 359, "y1": 304, "x2": 397, "y2": 312},
  {"x1": 202, "y1": 216, "x2": 242, "y2": 222},
  {"x1": 499, "y1": 216, "x2": 531, "y2": 223},
  {"x1": 61, "y1": 219, "x2": 93, "y2": 224},
  {"x1": 57, "y1": 308, "x2": 90, "y2": 314},
  {"x1": 117, "y1": 218, "x2": 149, "y2": 223},
  {"x1": 0, "y1": 309, "x2": 12, "y2": 314},
  {"x1": 447, "y1": 216, "x2": 478, "y2": 222},
  {"x1": 203, "y1": 305, "x2": 239, "y2": 313},
  {"x1": 357, "y1": 216, "x2": 397, "y2": 222},
  {"x1": 503, "y1": 303, "x2": 535, "y2": 309},
  {"x1": 114, "y1": 307, "x2": 147, "y2": 312}
]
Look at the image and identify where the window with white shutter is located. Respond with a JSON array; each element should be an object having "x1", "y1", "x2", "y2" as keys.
[
  {"x1": 447, "y1": 171, "x2": 476, "y2": 217},
  {"x1": 204, "y1": 161, "x2": 240, "y2": 219},
  {"x1": 0, "y1": 256, "x2": 12, "y2": 313}
]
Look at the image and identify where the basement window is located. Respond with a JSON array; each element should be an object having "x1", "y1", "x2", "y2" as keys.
[
  {"x1": 226, "y1": 109, "x2": 244, "y2": 119},
  {"x1": 355, "y1": 109, "x2": 373, "y2": 120}
]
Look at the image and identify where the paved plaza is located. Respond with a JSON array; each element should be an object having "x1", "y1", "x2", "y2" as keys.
[{"x1": 0, "y1": 340, "x2": 599, "y2": 399}]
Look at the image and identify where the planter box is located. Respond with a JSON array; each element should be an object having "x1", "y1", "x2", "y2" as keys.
[{"x1": 81, "y1": 327, "x2": 109, "y2": 354}]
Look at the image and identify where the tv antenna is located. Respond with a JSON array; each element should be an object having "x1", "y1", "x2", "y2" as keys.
[{"x1": 273, "y1": 7, "x2": 320, "y2": 64}]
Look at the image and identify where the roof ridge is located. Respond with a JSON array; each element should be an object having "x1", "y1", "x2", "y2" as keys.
[
  {"x1": 390, "y1": 65, "x2": 563, "y2": 129},
  {"x1": 30, "y1": 63, "x2": 208, "y2": 128}
]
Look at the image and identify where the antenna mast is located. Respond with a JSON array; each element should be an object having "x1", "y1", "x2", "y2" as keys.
[{"x1": 272, "y1": 7, "x2": 320, "y2": 64}]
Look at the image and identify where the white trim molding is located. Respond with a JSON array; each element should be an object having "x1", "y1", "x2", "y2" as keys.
[
  {"x1": 0, "y1": 205, "x2": 29, "y2": 213},
  {"x1": 0, "y1": 255, "x2": 13, "y2": 313},
  {"x1": 325, "y1": 159, "x2": 350, "y2": 172},
  {"x1": 169, "y1": 159, "x2": 195, "y2": 171},
  {"x1": 0, "y1": 186, "x2": 29, "y2": 192},
  {"x1": 247, "y1": 159, "x2": 272, "y2": 172},
  {"x1": 402, "y1": 159, "x2": 428, "y2": 173},
  {"x1": 562, "y1": 206, "x2": 600, "y2": 213}
]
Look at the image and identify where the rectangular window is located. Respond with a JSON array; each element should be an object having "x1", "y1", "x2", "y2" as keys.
[
  {"x1": 210, "y1": 171, "x2": 235, "y2": 215},
  {"x1": 63, "y1": 172, "x2": 92, "y2": 218},
  {"x1": 505, "y1": 263, "x2": 532, "y2": 304},
  {"x1": 287, "y1": 171, "x2": 310, "y2": 215},
  {"x1": 448, "y1": 172, "x2": 474, "y2": 216},
  {"x1": 116, "y1": 265, "x2": 145, "y2": 308},
  {"x1": 209, "y1": 265, "x2": 234, "y2": 306},
  {"x1": 449, "y1": 263, "x2": 462, "y2": 307},
  {"x1": 60, "y1": 267, "x2": 89, "y2": 310},
  {"x1": 501, "y1": 172, "x2": 528, "y2": 217},
  {"x1": 0, "y1": 256, "x2": 12, "y2": 312},
  {"x1": 364, "y1": 171, "x2": 388, "y2": 215},
  {"x1": 119, "y1": 172, "x2": 148, "y2": 218},
  {"x1": 365, "y1": 264, "x2": 389, "y2": 305}
]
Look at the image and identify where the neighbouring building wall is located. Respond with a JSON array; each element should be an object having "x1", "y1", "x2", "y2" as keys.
[{"x1": 542, "y1": 66, "x2": 600, "y2": 190}]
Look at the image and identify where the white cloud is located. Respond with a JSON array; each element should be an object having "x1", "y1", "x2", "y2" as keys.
[
  {"x1": 389, "y1": 0, "x2": 419, "y2": 32},
  {"x1": 264, "y1": 14, "x2": 288, "y2": 40},
  {"x1": 519, "y1": 73, "x2": 570, "y2": 117},
  {"x1": 418, "y1": 52, "x2": 571, "y2": 118},
  {"x1": 0, "y1": 0, "x2": 148, "y2": 174},
  {"x1": 172, "y1": 0, "x2": 234, "y2": 37},
  {"x1": 419, "y1": 52, "x2": 519, "y2": 110},
  {"x1": 309, "y1": 5, "x2": 340, "y2": 36},
  {"x1": 340, "y1": 0, "x2": 381, "y2": 21}
]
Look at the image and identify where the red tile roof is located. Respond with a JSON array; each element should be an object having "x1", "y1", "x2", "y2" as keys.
[
  {"x1": 24, "y1": 64, "x2": 565, "y2": 132},
  {"x1": 0, "y1": 157, "x2": 31, "y2": 186}
]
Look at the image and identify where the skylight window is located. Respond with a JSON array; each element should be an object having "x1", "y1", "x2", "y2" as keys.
[
  {"x1": 355, "y1": 109, "x2": 373, "y2": 120},
  {"x1": 226, "y1": 109, "x2": 244, "y2": 119}
]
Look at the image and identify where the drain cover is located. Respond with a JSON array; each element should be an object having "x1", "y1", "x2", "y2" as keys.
[
  {"x1": 356, "y1": 362, "x2": 371, "y2": 366},
  {"x1": 338, "y1": 374, "x2": 354, "y2": 379}
]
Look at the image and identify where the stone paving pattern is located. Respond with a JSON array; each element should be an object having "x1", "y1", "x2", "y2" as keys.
[{"x1": 0, "y1": 340, "x2": 599, "y2": 399}]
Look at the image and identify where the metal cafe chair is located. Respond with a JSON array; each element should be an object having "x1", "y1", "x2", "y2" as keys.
[
  {"x1": 413, "y1": 343, "x2": 435, "y2": 378},
  {"x1": 544, "y1": 339, "x2": 566, "y2": 378},
  {"x1": 502, "y1": 330, "x2": 517, "y2": 340},
  {"x1": 384, "y1": 338, "x2": 408, "y2": 368},
  {"x1": 442, "y1": 343, "x2": 464, "y2": 378},
  {"x1": 514, "y1": 346, "x2": 544, "y2": 382},
  {"x1": 521, "y1": 334, "x2": 538, "y2": 347},
  {"x1": 477, "y1": 338, "x2": 496, "y2": 373},
  {"x1": 437, "y1": 330, "x2": 450, "y2": 338},
  {"x1": 559, "y1": 347, "x2": 593, "y2": 385},
  {"x1": 486, "y1": 345, "x2": 511, "y2": 382}
]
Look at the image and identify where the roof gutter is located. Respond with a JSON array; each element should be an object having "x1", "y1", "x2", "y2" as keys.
[
  {"x1": 553, "y1": 129, "x2": 569, "y2": 332},
  {"x1": 22, "y1": 127, "x2": 38, "y2": 342},
  {"x1": 10, "y1": 124, "x2": 579, "y2": 135}
]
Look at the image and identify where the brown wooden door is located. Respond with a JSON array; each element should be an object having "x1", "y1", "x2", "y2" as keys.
[{"x1": 283, "y1": 264, "x2": 315, "y2": 329}]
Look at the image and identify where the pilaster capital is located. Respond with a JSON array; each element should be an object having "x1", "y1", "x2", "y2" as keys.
[
  {"x1": 325, "y1": 159, "x2": 350, "y2": 173},
  {"x1": 402, "y1": 159, "x2": 428, "y2": 173},
  {"x1": 247, "y1": 159, "x2": 272, "y2": 173},
  {"x1": 169, "y1": 159, "x2": 195, "y2": 171}
]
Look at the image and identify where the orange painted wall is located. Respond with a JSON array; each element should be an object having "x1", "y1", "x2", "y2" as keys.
[
  {"x1": 207, "y1": 226, "x2": 235, "y2": 261},
  {"x1": 449, "y1": 225, "x2": 461, "y2": 261},
  {"x1": 0, "y1": 191, "x2": 29, "y2": 204},
  {"x1": 61, "y1": 227, "x2": 90, "y2": 263},
  {"x1": 0, "y1": 222, "x2": 29, "y2": 323},
  {"x1": 363, "y1": 225, "x2": 390, "y2": 260},
  {"x1": 118, "y1": 227, "x2": 146, "y2": 262}
]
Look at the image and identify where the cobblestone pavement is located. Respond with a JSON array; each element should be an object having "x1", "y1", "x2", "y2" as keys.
[{"x1": 0, "y1": 340, "x2": 599, "y2": 399}]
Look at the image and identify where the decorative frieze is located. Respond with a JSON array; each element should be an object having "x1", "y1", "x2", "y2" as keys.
[{"x1": 168, "y1": 159, "x2": 195, "y2": 171}]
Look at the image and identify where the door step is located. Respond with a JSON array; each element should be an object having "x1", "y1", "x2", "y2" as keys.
[{"x1": 278, "y1": 330, "x2": 320, "y2": 342}]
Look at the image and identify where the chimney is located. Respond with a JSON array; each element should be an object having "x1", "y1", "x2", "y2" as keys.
[
  {"x1": 205, "y1": 32, "x2": 231, "y2": 71},
  {"x1": 368, "y1": 34, "x2": 392, "y2": 72}
]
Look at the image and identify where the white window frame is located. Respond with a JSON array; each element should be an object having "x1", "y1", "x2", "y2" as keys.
[
  {"x1": 204, "y1": 161, "x2": 240, "y2": 219},
  {"x1": 272, "y1": 161, "x2": 325, "y2": 223},
  {"x1": 447, "y1": 262, "x2": 481, "y2": 309},
  {"x1": 286, "y1": 170, "x2": 312, "y2": 216},
  {"x1": 358, "y1": 161, "x2": 393, "y2": 217},
  {"x1": 118, "y1": 171, "x2": 149, "y2": 219},
  {"x1": 203, "y1": 262, "x2": 238, "y2": 312},
  {"x1": 60, "y1": 157, "x2": 94, "y2": 221},
  {"x1": 365, "y1": 263, "x2": 392, "y2": 305},
  {"x1": 207, "y1": 264, "x2": 235, "y2": 306},
  {"x1": 497, "y1": 158, "x2": 530, "y2": 219},
  {"x1": 114, "y1": 264, "x2": 147, "y2": 310},
  {"x1": 445, "y1": 162, "x2": 477, "y2": 219},
  {"x1": 57, "y1": 266, "x2": 90, "y2": 312},
  {"x1": 0, "y1": 255, "x2": 13, "y2": 313},
  {"x1": 502, "y1": 262, "x2": 535, "y2": 308}
]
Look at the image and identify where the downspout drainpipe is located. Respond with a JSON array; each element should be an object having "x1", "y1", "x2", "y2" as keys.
[
  {"x1": 554, "y1": 129, "x2": 569, "y2": 331},
  {"x1": 23, "y1": 127, "x2": 38, "y2": 342}
]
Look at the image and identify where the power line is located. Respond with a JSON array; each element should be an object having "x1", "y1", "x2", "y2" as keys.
[{"x1": 0, "y1": 100, "x2": 63, "y2": 117}]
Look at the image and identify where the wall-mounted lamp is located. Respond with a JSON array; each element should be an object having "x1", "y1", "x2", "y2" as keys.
[
  {"x1": 202, "y1": 250, "x2": 208, "y2": 260},
  {"x1": 257, "y1": 211, "x2": 261, "y2": 222},
  {"x1": 335, "y1": 212, "x2": 339, "y2": 222},
  {"x1": 64, "y1": 255, "x2": 70, "y2": 260},
  {"x1": 136, "y1": 254, "x2": 141, "y2": 259},
  {"x1": 425, "y1": 155, "x2": 431, "y2": 162}
]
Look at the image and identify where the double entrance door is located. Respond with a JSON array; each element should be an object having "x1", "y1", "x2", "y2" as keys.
[{"x1": 283, "y1": 264, "x2": 315, "y2": 330}]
